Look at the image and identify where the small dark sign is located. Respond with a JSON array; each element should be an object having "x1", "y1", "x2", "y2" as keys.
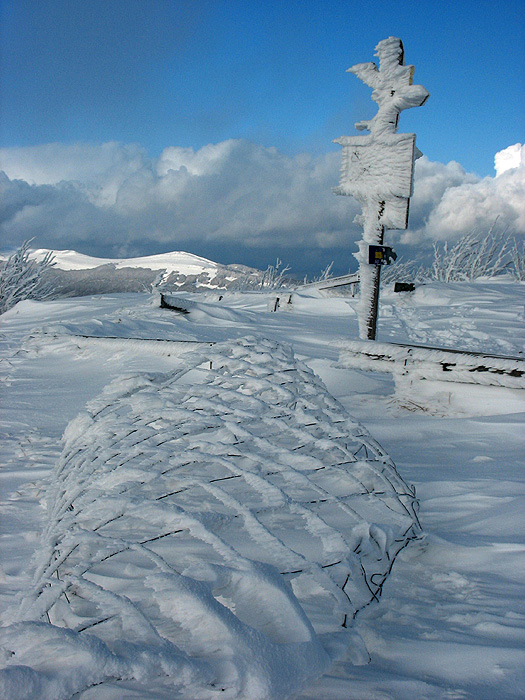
[
  {"x1": 368, "y1": 245, "x2": 397, "y2": 266},
  {"x1": 394, "y1": 282, "x2": 415, "y2": 293}
]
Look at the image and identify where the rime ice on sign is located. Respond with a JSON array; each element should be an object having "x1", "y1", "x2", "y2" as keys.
[
  {"x1": 334, "y1": 132, "x2": 418, "y2": 229},
  {"x1": 334, "y1": 37, "x2": 428, "y2": 340}
]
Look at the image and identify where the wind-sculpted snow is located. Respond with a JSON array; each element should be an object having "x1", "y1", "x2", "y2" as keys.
[{"x1": 0, "y1": 337, "x2": 420, "y2": 700}]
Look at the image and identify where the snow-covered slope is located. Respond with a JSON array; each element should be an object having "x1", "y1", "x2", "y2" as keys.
[
  {"x1": 30, "y1": 248, "x2": 223, "y2": 275},
  {"x1": 3, "y1": 338, "x2": 419, "y2": 699},
  {"x1": 0, "y1": 281, "x2": 524, "y2": 699},
  {"x1": 24, "y1": 248, "x2": 268, "y2": 296}
]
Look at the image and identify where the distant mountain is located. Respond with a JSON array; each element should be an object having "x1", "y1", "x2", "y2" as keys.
[
  {"x1": 27, "y1": 249, "x2": 269, "y2": 297},
  {"x1": 30, "y1": 249, "x2": 225, "y2": 275}
]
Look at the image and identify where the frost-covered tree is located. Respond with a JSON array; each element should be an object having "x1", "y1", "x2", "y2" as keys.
[
  {"x1": 0, "y1": 240, "x2": 56, "y2": 314},
  {"x1": 313, "y1": 261, "x2": 335, "y2": 283}
]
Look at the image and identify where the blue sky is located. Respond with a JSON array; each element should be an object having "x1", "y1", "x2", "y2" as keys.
[
  {"x1": 2, "y1": 0, "x2": 523, "y2": 175},
  {"x1": 0, "y1": 0, "x2": 524, "y2": 275}
]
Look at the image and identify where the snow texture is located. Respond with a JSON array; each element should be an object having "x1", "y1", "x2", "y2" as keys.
[
  {"x1": 1, "y1": 278, "x2": 524, "y2": 700},
  {"x1": 0, "y1": 337, "x2": 419, "y2": 700}
]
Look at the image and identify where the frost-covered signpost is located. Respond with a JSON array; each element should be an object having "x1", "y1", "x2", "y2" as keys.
[{"x1": 334, "y1": 37, "x2": 429, "y2": 340}]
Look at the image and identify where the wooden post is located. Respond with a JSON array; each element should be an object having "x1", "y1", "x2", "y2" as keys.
[
  {"x1": 359, "y1": 198, "x2": 385, "y2": 340},
  {"x1": 334, "y1": 37, "x2": 428, "y2": 341}
]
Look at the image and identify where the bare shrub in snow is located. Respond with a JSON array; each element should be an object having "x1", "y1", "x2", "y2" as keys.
[
  {"x1": 315, "y1": 261, "x2": 335, "y2": 283},
  {"x1": 233, "y1": 258, "x2": 295, "y2": 291},
  {"x1": 425, "y1": 225, "x2": 511, "y2": 283},
  {"x1": 382, "y1": 225, "x2": 518, "y2": 288},
  {"x1": 0, "y1": 240, "x2": 56, "y2": 314},
  {"x1": 509, "y1": 238, "x2": 525, "y2": 281},
  {"x1": 300, "y1": 262, "x2": 336, "y2": 286},
  {"x1": 260, "y1": 258, "x2": 292, "y2": 289}
]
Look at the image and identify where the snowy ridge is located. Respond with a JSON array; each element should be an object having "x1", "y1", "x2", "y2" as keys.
[
  {"x1": 21, "y1": 249, "x2": 267, "y2": 296},
  {"x1": 1, "y1": 337, "x2": 419, "y2": 700},
  {"x1": 29, "y1": 248, "x2": 222, "y2": 274}
]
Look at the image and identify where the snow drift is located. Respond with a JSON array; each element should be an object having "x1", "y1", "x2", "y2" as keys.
[{"x1": 0, "y1": 337, "x2": 420, "y2": 700}]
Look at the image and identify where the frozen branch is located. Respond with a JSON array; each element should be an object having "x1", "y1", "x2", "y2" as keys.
[{"x1": 0, "y1": 240, "x2": 56, "y2": 314}]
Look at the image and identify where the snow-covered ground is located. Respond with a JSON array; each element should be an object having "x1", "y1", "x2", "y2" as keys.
[{"x1": 1, "y1": 278, "x2": 524, "y2": 699}]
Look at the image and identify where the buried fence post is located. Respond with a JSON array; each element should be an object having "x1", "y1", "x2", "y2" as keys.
[{"x1": 334, "y1": 36, "x2": 429, "y2": 340}]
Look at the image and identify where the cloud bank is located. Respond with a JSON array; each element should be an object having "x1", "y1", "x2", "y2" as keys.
[{"x1": 1, "y1": 140, "x2": 523, "y2": 275}]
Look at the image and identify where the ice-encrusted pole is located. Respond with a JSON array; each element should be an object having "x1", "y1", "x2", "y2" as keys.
[{"x1": 334, "y1": 37, "x2": 429, "y2": 340}]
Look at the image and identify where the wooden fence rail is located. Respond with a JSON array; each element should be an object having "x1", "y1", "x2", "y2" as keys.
[{"x1": 338, "y1": 340, "x2": 525, "y2": 389}]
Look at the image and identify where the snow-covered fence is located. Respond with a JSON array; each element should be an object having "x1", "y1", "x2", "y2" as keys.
[
  {"x1": 1, "y1": 337, "x2": 420, "y2": 700},
  {"x1": 338, "y1": 341, "x2": 524, "y2": 389},
  {"x1": 298, "y1": 272, "x2": 360, "y2": 296},
  {"x1": 33, "y1": 331, "x2": 214, "y2": 357},
  {"x1": 160, "y1": 292, "x2": 194, "y2": 313},
  {"x1": 268, "y1": 273, "x2": 361, "y2": 311},
  {"x1": 338, "y1": 341, "x2": 525, "y2": 415},
  {"x1": 268, "y1": 292, "x2": 293, "y2": 312}
]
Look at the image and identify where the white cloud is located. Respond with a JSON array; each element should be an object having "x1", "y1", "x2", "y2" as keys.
[
  {"x1": 1, "y1": 140, "x2": 523, "y2": 274},
  {"x1": 405, "y1": 144, "x2": 525, "y2": 244},
  {"x1": 157, "y1": 140, "x2": 241, "y2": 177},
  {"x1": 495, "y1": 143, "x2": 525, "y2": 177},
  {"x1": 0, "y1": 142, "x2": 151, "y2": 208},
  {"x1": 424, "y1": 168, "x2": 525, "y2": 241}
]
